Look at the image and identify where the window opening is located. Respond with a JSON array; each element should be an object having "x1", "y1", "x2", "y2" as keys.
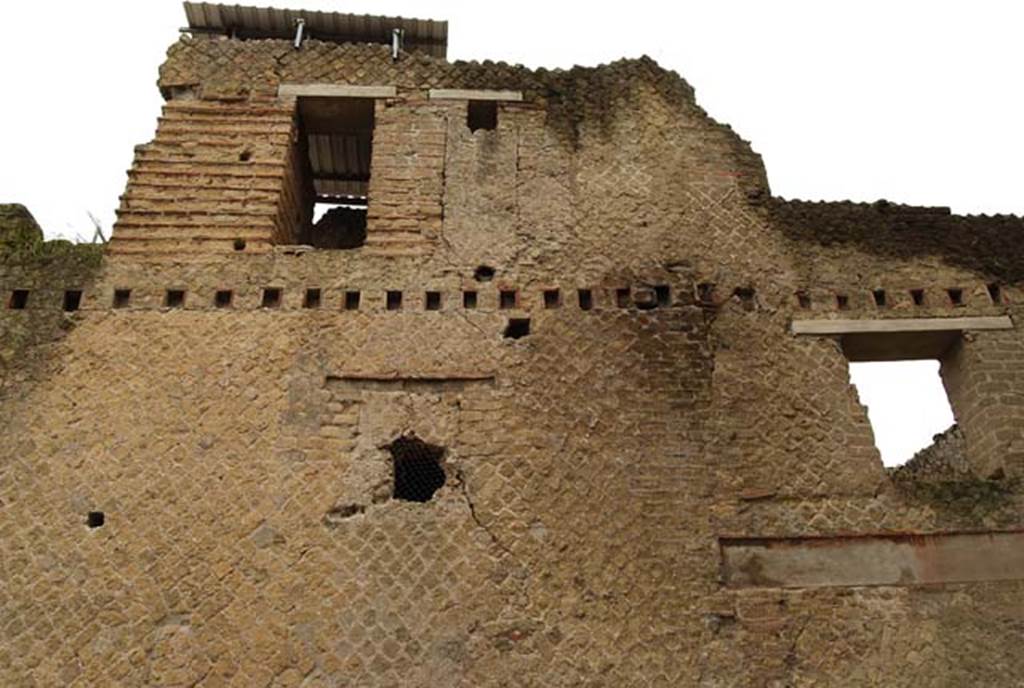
[
  {"x1": 345, "y1": 291, "x2": 361, "y2": 310},
  {"x1": 987, "y1": 283, "x2": 1002, "y2": 304},
  {"x1": 947, "y1": 288, "x2": 963, "y2": 306},
  {"x1": 215, "y1": 290, "x2": 233, "y2": 308},
  {"x1": 467, "y1": 100, "x2": 498, "y2": 132},
  {"x1": 910, "y1": 289, "x2": 925, "y2": 306},
  {"x1": 304, "y1": 288, "x2": 322, "y2": 308},
  {"x1": 872, "y1": 289, "x2": 887, "y2": 308},
  {"x1": 474, "y1": 265, "x2": 495, "y2": 282},
  {"x1": 499, "y1": 290, "x2": 517, "y2": 309},
  {"x1": 849, "y1": 360, "x2": 955, "y2": 466},
  {"x1": 293, "y1": 97, "x2": 375, "y2": 248},
  {"x1": 388, "y1": 436, "x2": 446, "y2": 502},
  {"x1": 836, "y1": 294, "x2": 849, "y2": 310},
  {"x1": 425, "y1": 291, "x2": 442, "y2": 311},
  {"x1": 386, "y1": 291, "x2": 402, "y2": 310},
  {"x1": 463, "y1": 290, "x2": 478, "y2": 309}
]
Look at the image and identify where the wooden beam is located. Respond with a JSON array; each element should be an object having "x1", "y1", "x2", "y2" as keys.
[{"x1": 791, "y1": 315, "x2": 1013, "y2": 336}]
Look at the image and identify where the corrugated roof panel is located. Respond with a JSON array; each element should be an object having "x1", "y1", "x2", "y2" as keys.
[{"x1": 182, "y1": 2, "x2": 448, "y2": 57}]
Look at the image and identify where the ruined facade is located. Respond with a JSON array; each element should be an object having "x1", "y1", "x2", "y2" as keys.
[{"x1": 3, "y1": 4, "x2": 1024, "y2": 685}]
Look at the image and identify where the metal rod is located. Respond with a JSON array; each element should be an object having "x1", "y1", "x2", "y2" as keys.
[
  {"x1": 294, "y1": 18, "x2": 306, "y2": 49},
  {"x1": 391, "y1": 28, "x2": 403, "y2": 60}
]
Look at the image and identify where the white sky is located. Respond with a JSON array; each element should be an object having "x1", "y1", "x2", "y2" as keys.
[{"x1": 1, "y1": 1, "x2": 1015, "y2": 462}]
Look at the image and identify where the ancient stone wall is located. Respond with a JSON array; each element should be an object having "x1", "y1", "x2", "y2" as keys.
[{"x1": 2, "y1": 29, "x2": 1024, "y2": 687}]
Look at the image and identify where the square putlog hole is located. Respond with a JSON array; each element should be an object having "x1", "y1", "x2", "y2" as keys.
[
  {"x1": 578, "y1": 289, "x2": 593, "y2": 311},
  {"x1": 8, "y1": 289, "x2": 29, "y2": 310},
  {"x1": 113, "y1": 289, "x2": 131, "y2": 309},
  {"x1": 63, "y1": 290, "x2": 82, "y2": 312},
  {"x1": 165, "y1": 290, "x2": 186, "y2": 308},
  {"x1": 543, "y1": 289, "x2": 560, "y2": 309},
  {"x1": 261, "y1": 288, "x2": 282, "y2": 308}
]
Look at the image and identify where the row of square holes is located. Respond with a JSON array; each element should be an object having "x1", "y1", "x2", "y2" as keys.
[
  {"x1": 5, "y1": 286, "x2": 673, "y2": 312},
  {"x1": 8, "y1": 284, "x2": 1005, "y2": 313},
  {"x1": 795, "y1": 283, "x2": 1004, "y2": 310}
]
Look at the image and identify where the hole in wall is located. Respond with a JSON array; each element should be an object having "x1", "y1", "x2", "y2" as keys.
[
  {"x1": 292, "y1": 96, "x2": 374, "y2": 246},
  {"x1": 836, "y1": 294, "x2": 849, "y2": 310},
  {"x1": 910, "y1": 289, "x2": 925, "y2": 306},
  {"x1": 467, "y1": 100, "x2": 498, "y2": 132},
  {"x1": 873, "y1": 289, "x2": 887, "y2": 308},
  {"x1": 239, "y1": 150, "x2": 252, "y2": 162},
  {"x1": 796, "y1": 291, "x2": 811, "y2": 309},
  {"x1": 615, "y1": 288, "x2": 631, "y2": 308},
  {"x1": 947, "y1": 288, "x2": 963, "y2": 306},
  {"x1": 578, "y1": 289, "x2": 593, "y2": 311},
  {"x1": 304, "y1": 288, "x2": 322, "y2": 309},
  {"x1": 474, "y1": 265, "x2": 495, "y2": 282},
  {"x1": 499, "y1": 290, "x2": 517, "y2": 309},
  {"x1": 345, "y1": 291, "x2": 361, "y2": 310},
  {"x1": 63, "y1": 290, "x2": 82, "y2": 312},
  {"x1": 262, "y1": 288, "x2": 282, "y2": 308},
  {"x1": 425, "y1": 291, "x2": 441, "y2": 311},
  {"x1": 388, "y1": 436, "x2": 446, "y2": 503},
  {"x1": 849, "y1": 359, "x2": 956, "y2": 466},
  {"x1": 87, "y1": 511, "x2": 105, "y2": 528},
  {"x1": 386, "y1": 291, "x2": 402, "y2": 311},
  {"x1": 215, "y1": 290, "x2": 233, "y2": 308},
  {"x1": 697, "y1": 282, "x2": 716, "y2": 306},
  {"x1": 310, "y1": 204, "x2": 367, "y2": 249},
  {"x1": 113, "y1": 289, "x2": 131, "y2": 309},
  {"x1": 734, "y1": 287, "x2": 756, "y2": 311},
  {"x1": 504, "y1": 318, "x2": 531, "y2": 339},
  {"x1": 165, "y1": 290, "x2": 186, "y2": 308},
  {"x1": 233, "y1": 238, "x2": 247, "y2": 251},
  {"x1": 987, "y1": 282, "x2": 1002, "y2": 304},
  {"x1": 8, "y1": 289, "x2": 29, "y2": 310},
  {"x1": 655, "y1": 285, "x2": 671, "y2": 307},
  {"x1": 463, "y1": 290, "x2": 477, "y2": 309},
  {"x1": 543, "y1": 289, "x2": 560, "y2": 309}
]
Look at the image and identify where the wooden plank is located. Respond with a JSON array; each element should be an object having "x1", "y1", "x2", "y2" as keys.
[
  {"x1": 278, "y1": 84, "x2": 397, "y2": 99},
  {"x1": 428, "y1": 89, "x2": 523, "y2": 102},
  {"x1": 791, "y1": 316, "x2": 1013, "y2": 336}
]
